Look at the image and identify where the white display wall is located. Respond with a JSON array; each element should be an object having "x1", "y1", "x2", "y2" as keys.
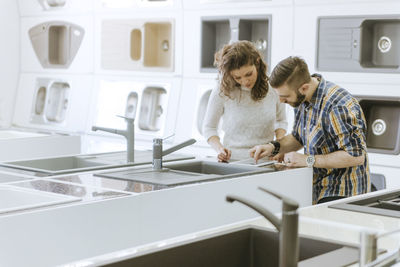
[{"x1": 5, "y1": 0, "x2": 400, "y2": 181}]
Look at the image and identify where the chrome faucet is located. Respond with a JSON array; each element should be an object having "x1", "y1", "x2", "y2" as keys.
[
  {"x1": 226, "y1": 187, "x2": 299, "y2": 267},
  {"x1": 92, "y1": 115, "x2": 135, "y2": 163},
  {"x1": 152, "y1": 138, "x2": 196, "y2": 170},
  {"x1": 360, "y1": 229, "x2": 400, "y2": 267}
]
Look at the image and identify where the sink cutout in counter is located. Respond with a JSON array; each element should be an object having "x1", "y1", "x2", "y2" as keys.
[
  {"x1": 100, "y1": 226, "x2": 359, "y2": 267},
  {"x1": 96, "y1": 160, "x2": 274, "y2": 186}
]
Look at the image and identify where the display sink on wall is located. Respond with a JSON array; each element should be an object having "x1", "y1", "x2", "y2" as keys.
[
  {"x1": 29, "y1": 21, "x2": 85, "y2": 69},
  {"x1": 93, "y1": 80, "x2": 171, "y2": 140},
  {"x1": 101, "y1": 19, "x2": 174, "y2": 72},
  {"x1": 13, "y1": 74, "x2": 93, "y2": 133},
  {"x1": 201, "y1": 15, "x2": 271, "y2": 72},
  {"x1": 317, "y1": 15, "x2": 400, "y2": 73},
  {"x1": 355, "y1": 95, "x2": 400, "y2": 155},
  {"x1": 31, "y1": 78, "x2": 70, "y2": 125}
]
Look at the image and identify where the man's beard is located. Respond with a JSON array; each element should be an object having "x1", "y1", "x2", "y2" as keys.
[{"x1": 289, "y1": 88, "x2": 306, "y2": 107}]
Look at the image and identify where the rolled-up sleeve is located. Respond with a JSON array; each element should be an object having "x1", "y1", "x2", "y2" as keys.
[
  {"x1": 202, "y1": 87, "x2": 224, "y2": 141},
  {"x1": 327, "y1": 104, "x2": 367, "y2": 157}
]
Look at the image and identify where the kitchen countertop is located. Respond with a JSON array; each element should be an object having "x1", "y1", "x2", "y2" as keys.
[
  {"x1": 2, "y1": 155, "x2": 400, "y2": 266},
  {"x1": 0, "y1": 166, "x2": 312, "y2": 267},
  {"x1": 70, "y1": 188, "x2": 400, "y2": 267}
]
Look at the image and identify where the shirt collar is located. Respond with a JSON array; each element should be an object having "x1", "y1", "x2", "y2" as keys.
[{"x1": 304, "y1": 73, "x2": 325, "y2": 109}]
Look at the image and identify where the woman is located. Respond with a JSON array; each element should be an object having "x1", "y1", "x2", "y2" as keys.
[{"x1": 202, "y1": 40, "x2": 287, "y2": 162}]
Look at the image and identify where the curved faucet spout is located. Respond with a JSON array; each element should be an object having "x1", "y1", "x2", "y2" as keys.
[
  {"x1": 226, "y1": 195, "x2": 281, "y2": 231},
  {"x1": 92, "y1": 116, "x2": 135, "y2": 162},
  {"x1": 226, "y1": 189, "x2": 299, "y2": 267}
]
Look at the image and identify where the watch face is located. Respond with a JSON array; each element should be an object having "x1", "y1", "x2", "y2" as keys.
[{"x1": 306, "y1": 156, "x2": 315, "y2": 167}]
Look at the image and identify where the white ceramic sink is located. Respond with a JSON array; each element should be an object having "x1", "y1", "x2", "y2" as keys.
[{"x1": 0, "y1": 185, "x2": 80, "y2": 215}]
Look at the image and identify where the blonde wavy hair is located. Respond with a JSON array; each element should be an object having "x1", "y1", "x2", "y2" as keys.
[{"x1": 214, "y1": 40, "x2": 269, "y2": 101}]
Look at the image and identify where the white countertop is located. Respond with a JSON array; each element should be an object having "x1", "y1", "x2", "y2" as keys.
[
  {"x1": 0, "y1": 167, "x2": 312, "y2": 267},
  {"x1": 67, "y1": 187, "x2": 400, "y2": 267}
]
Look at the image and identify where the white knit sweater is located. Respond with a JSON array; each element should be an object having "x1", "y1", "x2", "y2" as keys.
[{"x1": 202, "y1": 86, "x2": 288, "y2": 160}]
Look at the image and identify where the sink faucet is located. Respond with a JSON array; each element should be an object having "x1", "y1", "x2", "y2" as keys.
[
  {"x1": 152, "y1": 138, "x2": 196, "y2": 170},
  {"x1": 226, "y1": 187, "x2": 299, "y2": 267},
  {"x1": 92, "y1": 115, "x2": 135, "y2": 163},
  {"x1": 360, "y1": 229, "x2": 400, "y2": 267}
]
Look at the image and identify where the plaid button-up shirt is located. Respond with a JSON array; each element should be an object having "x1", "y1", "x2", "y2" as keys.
[{"x1": 292, "y1": 74, "x2": 370, "y2": 203}]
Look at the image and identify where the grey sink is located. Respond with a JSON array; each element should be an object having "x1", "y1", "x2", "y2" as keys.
[
  {"x1": 101, "y1": 226, "x2": 359, "y2": 267},
  {"x1": 360, "y1": 19, "x2": 400, "y2": 69},
  {"x1": 96, "y1": 160, "x2": 274, "y2": 186},
  {"x1": 0, "y1": 151, "x2": 194, "y2": 176}
]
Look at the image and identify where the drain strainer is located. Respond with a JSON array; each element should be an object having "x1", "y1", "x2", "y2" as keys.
[
  {"x1": 377, "y1": 36, "x2": 392, "y2": 53},
  {"x1": 372, "y1": 119, "x2": 387, "y2": 136}
]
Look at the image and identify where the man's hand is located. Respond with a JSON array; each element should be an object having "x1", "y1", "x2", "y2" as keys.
[
  {"x1": 217, "y1": 147, "x2": 231, "y2": 162},
  {"x1": 283, "y1": 152, "x2": 307, "y2": 167},
  {"x1": 249, "y1": 144, "x2": 274, "y2": 163},
  {"x1": 271, "y1": 153, "x2": 284, "y2": 162}
]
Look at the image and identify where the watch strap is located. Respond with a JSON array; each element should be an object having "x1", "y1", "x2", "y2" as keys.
[{"x1": 268, "y1": 141, "x2": 280, "y2": 156}]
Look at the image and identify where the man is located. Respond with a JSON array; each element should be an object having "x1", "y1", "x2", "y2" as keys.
[{"x1": 250, "y1": 56, "x2": 370, "y2": 204}]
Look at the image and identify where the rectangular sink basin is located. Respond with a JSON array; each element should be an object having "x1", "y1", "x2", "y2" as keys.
[
  {"x1": 0, "y1": 151, "x2": 194, "y2": 176},
  {"x1": 330, "y1": 189, "x2": 400, "y2": 218},
  {"x1": 102, "y1": 226, "x2": 359, "y2": 267},
  {"x1": 361, "y1": 19, "x2": 400, "y2": 69},
  {"x1": 0, "y1": 185, "x2": 80, "y2": 215},
  {"x1": 96, "y1": 160, "x2": 274, "y2": 186}
]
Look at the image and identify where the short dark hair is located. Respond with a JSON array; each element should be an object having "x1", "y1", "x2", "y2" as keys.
[{"x1": 269, "y1": 56, "x2": 311, "y2": 89}]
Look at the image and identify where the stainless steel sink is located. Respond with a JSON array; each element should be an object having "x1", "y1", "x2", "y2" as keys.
[
  {"x1": 101, "y1": 226, "x2": 359, "y2": 267},
  {"x1": 0, "y1": 151, "x2": 194, "y2": 176},
  {"x1": 96, "y1": 160, "x2": 274, "y2": 186},
  {"x1": 330, "y1": 189, "x2": 400, "y2": 218}
]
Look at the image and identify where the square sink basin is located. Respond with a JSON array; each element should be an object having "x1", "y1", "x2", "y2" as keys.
[
  {"x1": 101, "y1": 226, "x2": 359, "y2": 267},
  {"x1": 96, "y1": 160, "x2": 274, "y2": 186},
  {"x1": 0, "y1": 185, "x2": 80, "y2": 215},
  {"x1": 0, "y1": 151, "x2": 194, "y2": 176},
  {"x1": 361, "y1": 19, "x2": 400, "y2": 69},
  {"x1": 165, "y1": 160, "x2": 269, "y2": 175}
]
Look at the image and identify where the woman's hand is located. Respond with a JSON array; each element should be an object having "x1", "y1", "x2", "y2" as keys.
[
  {"x1": 249, "y1": 144, "x2": 274, "y2": 163},
  {"x1": 217, "y1": 147, "x2": 231, "y2": 162}
]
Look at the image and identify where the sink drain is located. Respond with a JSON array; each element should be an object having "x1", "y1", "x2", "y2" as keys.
[
  {"x1": 372, "y1": 119, "x2": 387, "y2": 136},
  {"x1": 377, "y1": 36, "x2": 392, "y2": 53}
]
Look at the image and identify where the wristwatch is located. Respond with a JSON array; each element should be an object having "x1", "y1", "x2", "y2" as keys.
[
  {"x1": 268, "y1": 141, "x2": 280, "y2": 156},
  {"x1": 306, "y1": 155, "x2": 315, "y2": 168}
]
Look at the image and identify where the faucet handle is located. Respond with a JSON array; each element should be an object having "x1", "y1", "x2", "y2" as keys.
[
  {"x1": 258, "y1": 187, "x2": 299, "y2": 212},
  {"x1": 116, "y1": 115, "x2": 135, "y2": 122}
]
